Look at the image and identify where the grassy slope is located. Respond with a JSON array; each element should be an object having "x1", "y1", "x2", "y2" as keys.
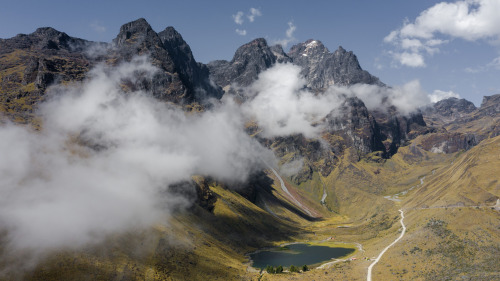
[
  {"x1": 1, "y1": 131, "x2": 498, "y2": 280},
  {"x1": 366, "y1": 136, "x2": 500, "y2": 281},
  {"x1": 5, "y1": 180, "x2": 315, "y2": 281}
]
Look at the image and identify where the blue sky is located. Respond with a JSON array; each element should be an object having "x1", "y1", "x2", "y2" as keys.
[{"x1": 1, "y1": 0, "x2": 499, "y2": 105}]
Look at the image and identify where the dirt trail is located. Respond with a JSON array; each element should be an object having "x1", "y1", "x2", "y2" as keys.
[
  {"x1": 367, "y1": 209, "x2": 406, "y2": 281},
  {"x1": 269, "y1": 167, "x2": 313, "y2": 216}
]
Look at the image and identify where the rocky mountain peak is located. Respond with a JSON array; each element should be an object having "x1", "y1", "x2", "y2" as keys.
[
  {"x1": 4, "y1": 26, "x2": 89, "y2": 52},
  {"x1": 159, "y1": 26, "x2": 184, "y2": 45},
  {"x1": 111, "y1": 18, "x2": 176, "y2": 72},
  {"x1": 113, "y1": 18, "x2": 158, "y2": 47},
  {"x1": 287, "y1": 40, "x2": 381, "y2": 89},
  {"x1": 433, "y1": 97, "x2": 477, "y2": 117},
  {"x1": 117, "y1": 18, "x2": 152, "y2": 34},
  {"x1": 108, "y1": 18, "x2": 222, "y2": 103},
  {"x1": 158, "y1": 26, "x2": 193, "y2": 61},
  {"x1": 478, "y1": 94, "x2": 500, "y2": 116},
  {"x1": 158, "y1": 26, "x2": 223, "y2": 100},
  {"x1": 33, "y1": 27, "x2": 67, "y2": 38},
  {"x1": 335, "y1": 45, "x2": 347, "y2": 54},
  {"x1": 208, "y1": 38, "x2": 279, "y2": 88},
  {"x1": 231, "y1": 38, "x2": 274, "y2": 64},
  {"x1": 288, "y1": 39, "x2": 329, "y2": 58}
]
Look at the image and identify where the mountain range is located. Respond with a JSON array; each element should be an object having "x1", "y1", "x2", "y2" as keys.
[{"x1": 0, "y1": 18, "x2": 499, "y2": 281}]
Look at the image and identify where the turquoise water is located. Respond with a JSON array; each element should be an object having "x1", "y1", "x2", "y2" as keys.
[{"x1": 250, "y1": 243, "x2": 355, "y2": 269}]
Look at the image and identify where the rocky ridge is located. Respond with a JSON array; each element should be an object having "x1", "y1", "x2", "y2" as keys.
[
  {"x1": 1, "y1": 18, "x2": 499, "y2": 181},
  {"x1": 287, "y1": 40, "x2": 382, "y2": 89},
  {"x1": 208, "y1": 37, "x2": 428, "y2": 183},
  {"x1": 0, "y1": 18, "x2": 221, "y2": 123}
]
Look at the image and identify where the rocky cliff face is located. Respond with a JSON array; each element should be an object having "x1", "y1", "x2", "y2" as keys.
[
  {"x1": 109, "y1": 18, "x2": 187, "y2": 103},
  {"x1": 325, "y1": 97, "x2": 386, "y2": 158},
  {"x1": 0, "y1": 18, "x2": 221, "y2": 123},
  {"x1": 208, "y1": 38, "x2": 381, "y2": 91},
  {"x1": 418, "y1": 94, "x2": 500, "y2": 153},
  {"x1": 0, "y1": 27, "x2": 93, "y2": 123},
  {"x1": 208, "y1": 37, "x2": 427, "y2": 173},
  {"x1": 477, "y1": 94, "x2": 500, "y2": 117},
  {"x1": 288, "y1": 40, "x2": 382, "y2": 89},
  {"x1": 110, "y1": 18, "x2": 221, "y2": 104},
  {"x1": 207, "y1": 38, "x2": 288, "y2": 89},
  {"x1": 423, "y1": 97, "x2": 477, "y2": 126},
  {"x1": 158, "y1": 27, "x2": 223, "y2": 101},
  {"x1": 2, "y1": 19, "x2": 498, "y2": 179}
]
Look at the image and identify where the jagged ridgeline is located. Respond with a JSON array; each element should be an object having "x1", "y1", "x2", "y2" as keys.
[
  {"x1": 0, "y1": 18, "x2": 223, "y2": 124},
  {"x1": 1, "y1": 18, "x2": 499, "y2": 281}
]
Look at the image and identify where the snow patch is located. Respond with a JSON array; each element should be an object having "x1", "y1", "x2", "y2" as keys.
[
  {"x1": 300, "y1": 40, "x2": 319, "y2": 56},
  {"x1": 306, "y1": 40, "x2": 318, "y2": 48}
]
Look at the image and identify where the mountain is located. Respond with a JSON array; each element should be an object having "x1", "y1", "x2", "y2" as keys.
[
  {"x1": 207, "y1": 38, "x2": 382, "y2": 92},
  {"x1": 1, "y1": 18, "x2": 499, "y2": 281},
  {"x1": 288, "y1": 40, "x2": 382, "y2": 89},
  {"x1": 417, "y1": 94, "x2": 500, "y2": 153},
  {"x1": 0, "y1": 27, "x2": 93, "y2": 123},
  {"x1": 208, "y1": 38, "x2": 288, "y2": 90},
  {"x1": 0, "y1": 18, "x2": 221, "y2": 123},
  {"x1": 209, "y1": 37, "x2": 429, "y2": 180}
]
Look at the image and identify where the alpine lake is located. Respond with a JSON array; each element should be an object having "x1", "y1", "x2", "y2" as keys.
[{"x1": 249, "y1": 242, "x2": 356, "y2": 269}]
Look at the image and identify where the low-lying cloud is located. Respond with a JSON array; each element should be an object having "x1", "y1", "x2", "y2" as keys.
[
  {"x1": 242, "y1": 64, "x2": 343, "y2": 138},
  {"x1": 242, "y1": 64, "x2": 432, "y2": 138},
  {"x1": 330, "y1": 80, "x2": 431, "y2": 115},
  {"x1": 0, "y1": 56, "x2": 272, "y2": 269},
  {"x1": 0, "y1": 56, "x2": 437, "y2": 273}
]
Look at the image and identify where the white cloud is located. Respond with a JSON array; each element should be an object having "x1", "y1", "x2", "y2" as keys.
[
  {"x1": 241, "y1": 64, "x2": 432, "y2": 139},
  {"x1": 0, "y1": 56, "x2": 273, "y2": 270},
  {"x1": 329, "y1": 80, "x2": 431, "y2": 115},
  {"x1": 394, "y1": 52, "x2": 426, "y2": 67},
  {"x1": 385, "y1": 0, "x2": 500, "y2": 67},
  {"x1": 233, "y1": 11, "x2": 244, "y2": 25},
  {"x1": 428, "y1": 89, "x2": 461, "y2": 103},
  {"x1": 271, "y1": 21, "x2": 297, "y2": 48},
  {"x1": 235, "y1": 29, "x2": 247, "y2": 36},
  {"x1": 247, "y1": 8, "x2": 262, "y2": 22},
  {"x1": 286, "y1": 21, "x2": 296, "y2": 38},
  {"x1": 90, "y1": 21, "x2": 106, "y2": 33},
  {"x1": 242, "y1": 64, "x2": 343, "y2": 138}
]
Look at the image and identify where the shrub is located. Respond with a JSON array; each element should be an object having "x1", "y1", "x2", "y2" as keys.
[
  {"x1": 302, "y1": 264, "x2": 309, "y2": 272},
  {"x1": 265, "y1": 265, "x2": 275, "y2": 273},
  {"x1": 276, "y1": 265, "x2": 283, "y2": 273},
  {"x1": 290, "y1": 265, "x2": 299, "y2": 272}
]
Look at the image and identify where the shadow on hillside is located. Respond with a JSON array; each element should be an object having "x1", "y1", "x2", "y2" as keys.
[{"x1": 253, "y1": 171, "x2": 321, "y2": 222}]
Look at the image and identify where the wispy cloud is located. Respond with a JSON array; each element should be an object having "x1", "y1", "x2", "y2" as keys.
[
  {"x1": 487, "y1": 56, "x2": 500, "y2": 69},
  {"x1": 235, "y1": 29, "x2": 247, "y2": 36},
  {"x1": 271, "y1": 21, "x2": 297, "y2": 48},
  {"x1": 464, "y1": 56, "x2": 500, "y2": 73},
  {"x1": 233, "y1": 11, "x2": 244, "y2": 25},
  {"x1": 247, "y1": 8, "x2": 262, "y2": 22},
  {"x1": 384, "y1": 0, "x2": 500, "y2": 67}
]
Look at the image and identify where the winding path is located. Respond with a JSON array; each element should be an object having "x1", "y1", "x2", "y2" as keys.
[
  {"x1": 269, "y1": 167, "x2": 313, "y2": 216},
  {"x1": 367, "y1": 209, "x2": 406, "y2": 281}
]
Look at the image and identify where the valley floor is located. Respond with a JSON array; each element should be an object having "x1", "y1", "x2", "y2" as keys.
[{"x1": 3, "y1": 137, "x2": 500, "y2": 281}]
